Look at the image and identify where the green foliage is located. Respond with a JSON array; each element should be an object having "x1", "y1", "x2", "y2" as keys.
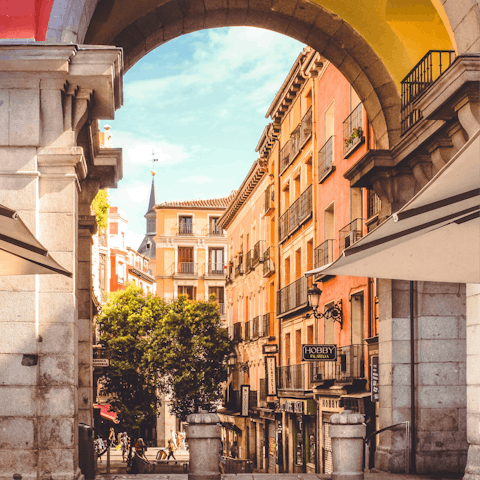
[
  {"x1": 97, "y1": 283, "x2": 167, "y2": 435},
  {"x1": 92, "y1": 189, "x2": 110, "y2": 230},
  {"x1": 97, "y1": 287, "x2": 233, "y2": 431}
]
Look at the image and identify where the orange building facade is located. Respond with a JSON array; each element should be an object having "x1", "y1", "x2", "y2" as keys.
[{"x1": 219, "y1": 47, "x2": 381, "y2": 474}]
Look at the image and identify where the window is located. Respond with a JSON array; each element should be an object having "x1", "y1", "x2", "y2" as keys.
[
  {"x1": 294, "y1": 173, "x2": 301, "y2": 200},
  {"x1": 178, "y1": 285, "x2": 196, "y2": 299},
  {"x1": 99, "y1": 254, "x2": 107, "y2": 291},
  {"x1": 306, "y1": 157, "x2": 313, "y2": 185},
  {"x1": 307, "y1": 325, "x2": 314, "y2": 344},
  {"x1": 350, "y1": 292, "x2": 364, "y2": 345},
  {"x1": 209, "y1": 248, "x2": 224, "y2": 274},
  {"x1": 350, "y1": 188, "x2": 363, "y2": 221},
  {"x1": 179, "y1": 216, "x2": 193, "y2": 235},
  {"x1": 285, "y1": 256, "x2": 291, "y2": 285},
  {"x1": 117, "y1": 262, "x2": 124, "y2": 284},
  {"x1": 295, "y1": 248, "x2": 302, "y2": 280},
  {"x1": 209, "y1": 217, "x2": 222, "y2": 235},
  {"x1": 324, "y1": 203, "x2": 335, "y2": 241},
  {"x1": 285, "y1": 333, "x2": 291, "y2": 366},
  {"x1": 324, "y1": 301, "x2": 335, "y2": 344},
  {"x1": 208, "y1": 286, "x2": 224, "y2": 303},
  {"x1": 307, "y1": 240, "x2": 313, "y2": 271},
  {"x1": 178, "y1": 247, "x2": 194, "y2": 273},
  {"x1": 325, "y1": 101, "x2": 335, "y2": 141},
  {"x1": 295, "y1": 329, "x2": 302, "y2": 364},
  {"x1": 350, "y1": 85, "x2": 361, "y2": 112}
]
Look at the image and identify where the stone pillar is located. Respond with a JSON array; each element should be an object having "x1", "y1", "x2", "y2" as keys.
[
  {"x1": 464, "y1": 284, "x2": 480, "y2": 480},
  {"x1": 0, "y1": 44, "x2": 122, "y2": 480},
  {"x1": 375, "y1": 280, "x2": 467, "y2": 474}
]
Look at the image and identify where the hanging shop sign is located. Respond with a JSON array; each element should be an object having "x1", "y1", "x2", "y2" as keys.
[
  {"x1": 302, "y1": 344, "x2": 337, "y2": 361},
  {"x1": 265, "y1": 356, "x2": 277, "y2": 396},
  {"x1": 263, "y1": 344, "x2": 278, "y2": 354},
  {"x1": 241, "y1": 385, "x2": 250, "y2": 417},
  {"x1": 371, "y1": 356, "x2": 379, "y2": 402},
  {"x1": 92, "y1": 358, "x2": 109, "y2": 367}
]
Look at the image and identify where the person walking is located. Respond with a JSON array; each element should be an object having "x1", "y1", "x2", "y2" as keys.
[
  {"x1": 108, "y1": 427, "x2": 116, "y2": 447},
  {"x1": 120, "y1": 433, "x2": 128, "y2": 462},
  {"x1": 135, "y1": 437, "x2": 148, "y2": 461},
  {"x1": 167, "y1": 438, "x2": 176, "y2": 460}
]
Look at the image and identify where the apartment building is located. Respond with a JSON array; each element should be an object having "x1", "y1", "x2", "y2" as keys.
[{"x1": 219, "y1": 47, "x2": 378, "y2": 474}]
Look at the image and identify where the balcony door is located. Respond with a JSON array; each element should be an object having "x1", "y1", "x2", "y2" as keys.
[
  {"x1": 178, "y1": 285, "x2": 196, "y2": 300},
  {"x1": 208, "y1": 286, "x2": 224, "y2": 304},
  {"x1": 209, "y1": 216, "x2": 221, "y2": 235},
  {"x1": 178, "y1": 246, "x2": 194, "y2": 273},
  {"x1": 179, "y1": 215, "x2": 192, "y2": 234},
  {"x1": 209, "y1": 248, "x2": 224, "y2": 274}
]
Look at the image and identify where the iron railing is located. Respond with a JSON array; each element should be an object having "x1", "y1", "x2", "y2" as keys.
[
  {"x1": 339, "y1": 218, "x2": 364, "y2": 251},
  {"x1": 252, "y1": 240, "x2": 265, "y2": 267},
  {"x1": 265, "y1": 184, "x2": 274, "y2": 214},
  {"x1": 280, "y1": 107, "x2": 312, "y2": 174},
  {"x1": 318, "y1": 136, "x2": 335, "y2": 181},
  {"x1": 207, "y1": 262, "x2": 225, "y2": 275},
  {"x1": 244, "y1": 321, "x2": 251, "y2": 342},
  {"x1": 279, "y1": 184, "x2": 312, "y2": 243},
  {"x1": 177, "y1": 262, "x2": 197, "y2": 275},
  {"x1": 314, "y1": 239, "x2": 335, "y2": 269},
  {"x1": 252, "y1": 316, "x2": 261, "y2": 339},
  {"x1": 263, "y1": 246, "x2": 275, "y2": 277},
  {"x1": 343, "y1": 103, "x2": 363, "y2": 156},
  {"x1": 178, "y1": 223, "x2": 194, "y2": 235},
  {"x1": 277, "y1": 276, "x2": 310, "y2": 316},
  {"x1": 209, "y1": 225, "x2": 224, "y2": 236},
  {"x1": 401, "y1": 50, "x2": 455, "y2": 135},
  {"x1": 310, "y1": 344, "x2": 365, "y2": 383},
  {"x1": 235, "y1": 256, "x2": 244, "y2": 277},
  {"x1": 245, "y1": 250, "x2": 253, "y2": 273},
  {"x1": 277, "y1": 364, "x2": 305, "y2": 391},
  {"x1": 233, "y1": 322, "x2": 242, "y2": 342},
  {"x1": 262, "y1": 312, "x2": 272, "y2": 337}
]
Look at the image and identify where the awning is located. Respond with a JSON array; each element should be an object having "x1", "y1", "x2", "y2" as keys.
[
  {"x1": 0, "y1": 204, "x2": 72, "y2": 277},
  {"x1": 306, "y1": 131, "x2": 480, "y2": 284},
  {"x1": 94, "y1": 403, "x2": 119, "y2": 423}
]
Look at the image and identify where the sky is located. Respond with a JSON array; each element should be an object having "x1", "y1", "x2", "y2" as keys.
[{"x1": 101, "y1": 27, "x2": 304, "y2": 250}]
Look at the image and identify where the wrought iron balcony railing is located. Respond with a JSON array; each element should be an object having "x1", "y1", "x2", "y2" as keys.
[
  {"x1": 279, "y1": 184, "x2": 312, "y2": 243},
  {"x1": 209, "y1": 226, "x2": 224, "y2": 236},
  {"x1": 207, "y1": 262, "x2": 225, "y2": 275},
  {"x1": 310, "y1": 344, "x2": 365, "y2": 384},
  {"x1": 343, "y1": 103, "x2": 364, "y2": 157},
  {"x1": 263, "y1": 246, "x2": 275, "y2": 277},
  {"x1": 277, "y1": 364, "x2": 305, "y2": 391},
  {"x1": 318, "y1": 136, "x2": 335, "y2": 182},
  {"x1": 401, "y1": 50, "x2": 455, "y2": 135},
  {"x1": 252, "y1": 240, "x2": 264, "y2": 267},
  {"x1": 280, "y1": 107, "x2": 312, "y2": 175},
  {"x1": 244, "y1": 321, "x2": 251, "y2": 342},
  {"x1": 235, "y1": 256, "x2": 244, "y2": 277},
  {"x1": 177, "y1": 262, "x2": 197, "y2": 275},
  {"x1": 339, "y1": 218, "x2": 364, "y2": 251},
  {"x1": 252, "y1": 316, "x2": 261, "y2": 339},
  {"x1": 245, "y1": 250, "x2": 253, "y2": 274},
  {"x1": 262, "y1": 312, "x2": 272, "y2": 337},
  {"x1": 177, "y1": 223, "x2": 194, "y2": 235},
  {"x1": 314, "y1": 239, "x2": 335, "y2": 269},
  {"x1": 277, "y1": 276, "x2": 310, "y2": 316}
]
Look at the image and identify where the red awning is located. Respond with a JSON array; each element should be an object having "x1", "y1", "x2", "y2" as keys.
[{"x1": 94, "y1": 404, "x2": 119, "y2": 423}]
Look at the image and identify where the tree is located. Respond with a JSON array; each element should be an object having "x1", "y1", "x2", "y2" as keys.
[
  {"x1": 92, "y1": 189, "x2": 109, "y2": 230},
  {"x1": 97, "y1": 283, "x2": 167, "y2": 435},
  {"x1": 146, "y1": 295, "x2": 233, "y2": 421}
]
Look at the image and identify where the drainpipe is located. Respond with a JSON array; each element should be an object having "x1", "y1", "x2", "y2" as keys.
[{"x1": 410, "y1": 280, "x2": 416, "y2": 474}]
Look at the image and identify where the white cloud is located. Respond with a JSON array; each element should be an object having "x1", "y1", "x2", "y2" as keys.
[
  {"x1": 178, "y1": 175, "x2": 213, "y2": 184},
  {"x1": 126, "y1": 184, "x2": 150, "y2": 203},
  {"x1": 125, "y1": 231, "x2": 145, "y2": 252}
]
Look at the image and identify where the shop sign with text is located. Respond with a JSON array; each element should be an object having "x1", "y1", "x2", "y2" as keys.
[
  {"x1": 302, "y1": 344, "x2": 337, "y2": 361},
  {"x1": 371, "y1": 356, "x2": 379, "y2": 402},
  {"x1": 241, "y1": 385, "x2": 250, "y2": 416},
  {"x1": 265, "y1": 356, "x2": 277, "y2": 396}
]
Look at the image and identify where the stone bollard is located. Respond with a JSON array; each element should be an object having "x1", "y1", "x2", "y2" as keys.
[
  {"x1": 186, "y1": 410, "x2": 222, "y2": 480},
  {"x1": 330, "y1": 410, "x2": 366, "y2": 480}
]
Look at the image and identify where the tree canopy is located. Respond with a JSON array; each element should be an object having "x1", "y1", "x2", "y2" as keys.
[
  {"x1": 92, "y1": 189, "x2": 109, "y2": 230},
  {"x1": 97, "y1": 284, "x2": 232, "y2": 432}
]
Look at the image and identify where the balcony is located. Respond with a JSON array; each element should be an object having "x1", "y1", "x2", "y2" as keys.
[
  {"x1": 176, "y1": 262, "x2": 197, "y2": 275},
  {"x1": 339, "y1": 218, "x2": 364, "y2": 251},
  {"x1": 343, "y1": 103, "x2": 364, "y2": 157},
  {"x1": 314, "y1": 239, "x2": 335, "y2": 269},
  {"x1": 279, "y1": 184, "x2": 312, "y2": 243},
  {"x1": 226, "y1": 265, "x2": 234, "y2": 285},
  {"x1": 252, "y1": 240, "x2": 264, "y2": 267},
  {"x1": 280, "y1": 107, "x2": 313, "y2": 175},
  {"x1": 207, "y1": 262, "x2": 225, "y2": 276},
  {"x1": 318, "y1": 136, "x2": 335, "y2": 182},
  {"x1": 310, "y1": 344, "x2": 365, "y2": 384},
  {"x1": 264, "y1": 184, "x2": 274, "y2": 214},
  {"x1": 263, "y1": 246, "x2": 275, "y2": 277},
  {"x1": 262, "y1": 312, "x2": 272, "y2": 337},
  {"x1": 177, "y1": 223, "x2": 194, "y2": 235},
  {"x1": 245, "y1": 250, "x2": 254, "y2": 274},
  {"x1": 235, "y1": 257, "x2": 244, "y2": 277},
  {"x1": 244, "y1": 321, "x2": 251, "y2": 342},
  {"x1": 209, "y1": 225, "x2": 224, "y2": 236},
  {"x1": 401, "y1": 50, "x2": 455, "y2": 135},
  {"x1": 233, "y1": 322, "x2": 242, "y2": 343},
  {"x1": 277, "y1": 364, "x2": 305, "y2": 392},
  {"x1": 277, "y1": 276, "x2": 311, "y2": 317}
]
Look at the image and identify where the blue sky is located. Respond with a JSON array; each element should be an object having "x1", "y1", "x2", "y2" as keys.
[{"x1": 101, "y1": 27, "x2": 303, "y2": 249}]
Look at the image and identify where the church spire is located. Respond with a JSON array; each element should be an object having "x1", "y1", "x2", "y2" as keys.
[{"x1": 147, "y1": 172, "x2": 156, "y2": 214}]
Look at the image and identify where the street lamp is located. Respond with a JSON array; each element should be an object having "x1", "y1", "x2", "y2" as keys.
[{"x1": 307, "y1": 284, "x2": 343, "y2": 328}]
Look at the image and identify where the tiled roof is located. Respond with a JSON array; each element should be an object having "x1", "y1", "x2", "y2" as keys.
[{"x1": 155, "y1": 191, "x2": 236, "y2": 209}]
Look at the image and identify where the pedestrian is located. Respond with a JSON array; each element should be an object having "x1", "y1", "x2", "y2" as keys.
[
  {"x1": 108, "y1": 427, "x2": 115, "y2": 447},
  {"x1": 171, "y1": 429, "x2": 177, "y2": 449},
  {"x1": 177, "y1": 431, "x2": 182, "y2": 451},
  {"x1": 135, "y1": 437, "x2": 148, "y2": 460},
  {"x1": 120, "y1": 433, "x2": 128, "y2": 462},
  {"x1": 167, "y1": 438, "x2": 176, "y2": 460}
]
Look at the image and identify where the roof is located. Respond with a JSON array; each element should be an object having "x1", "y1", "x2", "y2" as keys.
[
  {"x1": 155, "y1": 192, "x2": 236, "y2": 210},
  {"x1": 146, "y1": 177, "x2": 156, "y2": 215}
]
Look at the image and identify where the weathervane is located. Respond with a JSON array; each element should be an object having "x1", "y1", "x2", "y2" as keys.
[{"x1": 151, "y1": 149, "x2": 158, "y2": 176}]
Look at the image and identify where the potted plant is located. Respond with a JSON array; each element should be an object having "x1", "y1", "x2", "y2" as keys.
[{"x1": 345, "y1": 126, "x2": 364, "y2": 148}]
